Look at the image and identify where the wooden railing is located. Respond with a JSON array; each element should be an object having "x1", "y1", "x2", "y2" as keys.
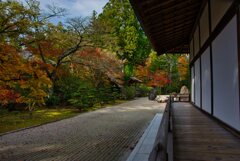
[
  {"x1": 171, "y1": 94, "x2": 190, "y2": 102},
  {"x1": 148, "y1": 97, "x2": 173, "y2": 161}
]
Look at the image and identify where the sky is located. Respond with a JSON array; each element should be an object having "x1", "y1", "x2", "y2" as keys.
[{"x1": 19, "y1": 0, "x2": 109, "y2": 23}]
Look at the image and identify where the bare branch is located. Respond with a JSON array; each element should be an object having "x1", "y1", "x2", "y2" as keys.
[
  {"x1": 41, "y1": 4, "x2": 67, "y2": 21},
  {"x1": 66, "y1": 17, "x2": 89, "y2": 36},
  {"x1": 37, "y1": 44, "x2": 52, "y2": 79}
]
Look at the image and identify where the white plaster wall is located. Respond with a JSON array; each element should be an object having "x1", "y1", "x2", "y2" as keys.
[
  {"x1": 201, "y1": 47, "x2": 211, "y2": 114},
  {"x1": 195, "y1": 59, "x2": 201, "y2": 107},
  {"x1": 191, "y1": 66, "x2": 195, "y2": 103},
  {"x1": 212, "y1": 15, "x2": 240, "y2": 131}
]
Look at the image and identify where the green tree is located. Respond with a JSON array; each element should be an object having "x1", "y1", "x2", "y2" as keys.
[{"x1": 94, "y1": 0, "x2": 151, "y2": 79}]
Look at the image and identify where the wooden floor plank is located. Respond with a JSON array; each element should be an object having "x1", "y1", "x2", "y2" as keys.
[
  {"x1": 175, "y1": 151, "x2": 240, "y2": 161},
  {"x1": 172, "y1": 102, "x2": 240, "y2": 161},
  {"x1": 175, "y1": 144, "x2": 240, "y2": 155}
]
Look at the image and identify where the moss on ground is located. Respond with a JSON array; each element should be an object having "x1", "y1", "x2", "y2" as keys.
[
  {"x1": 0, "y1": 108, "x2": 80, "y2": 134},
  {"x1": 0, "y1": 100, "x2": 127, "y2": 134}
]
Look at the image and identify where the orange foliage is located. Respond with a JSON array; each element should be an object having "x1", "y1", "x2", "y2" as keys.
[
  {"x1": 135, "y1": 56, "x2": 170, "y2": 87},
  {"x1": 0, "y1": 43, "x2": 52, "y2": 108},
  {"x1": 178, "y1": 55, "x2": 188, "y2": 80},
  {"x1": 27, "y1": 40, "x2": 65, "y2": 61},
  {"x1": 0, "y1": 86, "x2": 21, "y2": 105},
  {"x1": 147, "y1": 70, "x2": 170, "y2": 87},
  {"x1": 72, "y1": 48, "x2": 124, "y2": 86}
]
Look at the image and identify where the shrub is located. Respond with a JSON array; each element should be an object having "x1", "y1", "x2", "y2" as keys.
[
  {"x1": 68, "y1": 87, "x2": 97, "y2": 110},
  {"x1": 55, "y1": 76, "x2": 91, "y2": 101},
  {"x1": 6, "y1": 102, "x2": 16, "y2": 111},
  {"x1": 96, "y1": 87, "x2": 110, "y2": 105},
  {"x1": 135, "y1": 85, "x2": 151, "y2": 97},
  {"x1": 95, "y1": 87, "x2": 120, "y2": 105},
  {"x1": 111, "y1": 87, "x2": 121, "y2": 101},
  {"x1": 45, "y1": 94, "x2": 60, "y2": 106},
  {"x1": 51, "y1": 74, "x2": 123, "y2": 110},
  {"x1": 121, "y1": 86, "x2": 136, "y2": 100}
]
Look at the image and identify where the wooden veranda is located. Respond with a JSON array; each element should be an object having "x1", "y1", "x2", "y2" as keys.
[
  {"x1": 148, "y1": 99, "x2": 240, "y2": 161},
  {"x1": 172, "y1": 102, "x2": 240, "y2": 161}
]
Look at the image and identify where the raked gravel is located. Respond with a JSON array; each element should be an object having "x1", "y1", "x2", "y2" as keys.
[{"x1": 0, "y1": 97, "x2": 165, "y2": 161}]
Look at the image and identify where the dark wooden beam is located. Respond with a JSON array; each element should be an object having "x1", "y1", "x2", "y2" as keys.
[
  {"x1": 150, "y1": 26, "x2": 192, "y2": 38},
  {"x1": 208, "y1": 0, "x2": 214, "y2": 116},
  {"x1": 153, "y1": 30, "x2": 190, "y2": 38},
  {"x1": 138, "y1": 0, "x2": 159, "y2": 7},
  {"x1": 145, "y1": 6, "x2": 200, "y2": 26},
  {"x1": 156, "y1": 38, "x2": 188, "y2": 48},
  {"x1": 149, "y1": 18, "x2": 194, "y2": 31},
  {"x1": 157, "y1": 41, "x2": 189, "y2": 53},
  {"x1": 237, "y1": 4, "x2": 240, "y2": 120},
  {"x1": 156, "y1": 39, "x2": 189, "y2": 47},
  {"x1": 148, "y1": 8, "x2": 197, "y2": 23},
  {"x1": 194, "y1": 64, "x2": 196, "y2": 103},
  {"x1": 199, "y1": 22, "x2": 202, "y2": 109},
  {"x1": 145, "y1": 1, "x2": 200, "y2": 17},
  {"x1": 141, "y1": 0, "x2": 180, "y2": 12},
  {"x1": 167, "y1": 45, "x2": 190, "y2": 53},
  {"x1": 148, "y1": 17, "x2": 194, "y2": 32}
]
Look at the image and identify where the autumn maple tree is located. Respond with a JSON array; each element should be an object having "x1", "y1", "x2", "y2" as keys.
[
  {"x1": 0, "y1": 0, "x2": 56, "y2": 111},
  {"x1": 71, "y1": 48, "x2": 124, "y2": 88},
  {"x1": 177, "y1": 55, "x2": 189, "y2": 81},
  {"x1": 0, "y1": 42, "x2": 51, "y2": 112},
  {"x1": 26, "y1": 18, "x2": 90, "y2": 88},
  {"x1": 135, "y1": 52, "x2": 170, "y2": 88}
]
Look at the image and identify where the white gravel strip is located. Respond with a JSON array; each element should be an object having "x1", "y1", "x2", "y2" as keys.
[{"x1": 0, "y1": 97, "x2": 165, "y2": 161}]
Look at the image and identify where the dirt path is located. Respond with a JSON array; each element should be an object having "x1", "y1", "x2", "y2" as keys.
[{"x1": 0, "y1": 97, "x2": 165, "y2": 161}]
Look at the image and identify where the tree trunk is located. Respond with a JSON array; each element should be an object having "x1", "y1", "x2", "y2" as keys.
[{"x1": 148, "y1": 87, "x2": 157, "y2": 100}]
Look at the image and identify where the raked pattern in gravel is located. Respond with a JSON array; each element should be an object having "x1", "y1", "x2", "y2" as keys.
[{"x1": 0, "y1": 97, "x2": 165, "y2": 161}]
